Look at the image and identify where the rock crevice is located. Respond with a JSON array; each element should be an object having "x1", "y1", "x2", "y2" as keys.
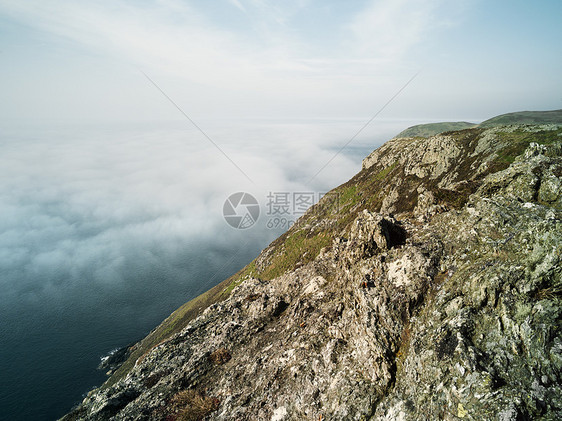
[{"x1": 63, "y1": 126, "x2": 562, "y2": 420}]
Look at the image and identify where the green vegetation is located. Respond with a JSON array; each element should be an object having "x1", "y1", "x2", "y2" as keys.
[
  {"x1": 479, "y1": 109, "x2": 562, "y2": 127},
  {"x1": 103, "y1": 116, "x2": 562, "y2": 391},
  {"x1": 260, "y1": 230, "x2": 332, "y2": 280},
  {"x1": 393, "y1": 109, "x2": 562, "y2": 140},
  {"x1": 332, "y1": 184, "x2": 361, "y2": 215},
  {"x1": 394, "y1": 122, "x2": 476, "y2": 138},
  {"x1": 489, "y1": 128, "x2": 562, "y2": 171},
  {"x1": 374, "y1": 161, "x2": 398, "y2": 181},
  {"x1": 337, "y1": 184, "x2": 358, "y2": 205}
]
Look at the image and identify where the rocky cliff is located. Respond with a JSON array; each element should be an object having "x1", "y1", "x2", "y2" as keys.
[{"x1": 63, "y1": 123, "x2": 562, "y2": 420}]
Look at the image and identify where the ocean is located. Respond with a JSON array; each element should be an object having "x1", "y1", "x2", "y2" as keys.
[{"x1": 0, "y1": 118, "x2": 409, "y2": 420}]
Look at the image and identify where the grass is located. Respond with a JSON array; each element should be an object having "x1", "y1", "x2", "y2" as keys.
[
  {"x1": 222, "y1": 261, "x2": 257, "y2": 295},
  {"x1": 208, "y1": 348, "x2": 231, "y2": 365},
  {"x1": 478, "y1": 109, "x2": 562, "y2": 127},
  {"x1": 158, "y1": 389, "x2": 219, "y2": 421},
  {"x1": 374, "y1": 162, "x2": 398, "y2": 181},
  {"x1": 487, "y1": 128, "x2": 562, "y2": 171},
  {"x1": 102, "y1": 125, "x2": 562, "y2": 390},
  {"x1": 395, "y1": 323, "x2": 411, "y2": 376},
  {"x1": 394, "y1": 122, "x2": 477, "y2": 138},
  {"x1": 260, "y1": 230, "x2": 332, "y2": 280},
  {"x1": 336, "y1": 184, "x2": 359, "y2": 210},
  {"x1": 393, "y1": 110, "x2": 562, "y2": 139}
]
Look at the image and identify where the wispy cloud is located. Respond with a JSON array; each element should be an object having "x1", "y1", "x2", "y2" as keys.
[
  {"x1": 0, "y1": 0, "x2": 453, "y2": 113},
  {"x1": 227, "y1": 0, "x2": 247, "y2": 13},
  {"x1": 346, "y1": 0, "x2": 447, "y2": 61}
]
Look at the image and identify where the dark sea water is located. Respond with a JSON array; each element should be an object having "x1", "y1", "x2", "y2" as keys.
[
  {"x1": 0, "y1": 119, "x2": 407, "y2": 420},
  {"x1": 0, "y1": 243, "x2": 260, "y2": 421}
]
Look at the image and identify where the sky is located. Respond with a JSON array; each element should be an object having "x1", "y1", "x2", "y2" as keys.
[{"x1": 1, "y1": 0, "x2": 561, "y2": 125}]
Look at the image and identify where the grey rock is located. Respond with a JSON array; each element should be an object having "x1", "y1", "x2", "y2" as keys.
[{"x1": 62, "y1": 127, "x2": 562, "y2": 420}]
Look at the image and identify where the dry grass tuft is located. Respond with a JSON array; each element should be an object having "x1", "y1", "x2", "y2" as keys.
[
  {"x1": 208, "y1": 348, "x2": 231, "y2": 365},
  {"x1": 163, "y1": 389, "x2": 220, "y2": 421}
]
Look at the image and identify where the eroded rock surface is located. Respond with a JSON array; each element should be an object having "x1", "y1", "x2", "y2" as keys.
[{"x1": 63, "y1": 126, "x2": 562, "y2": 420}]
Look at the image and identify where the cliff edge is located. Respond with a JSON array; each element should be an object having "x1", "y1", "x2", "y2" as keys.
[{"x1": 63, "y1": 123, "x2": 562, "y2": 420}]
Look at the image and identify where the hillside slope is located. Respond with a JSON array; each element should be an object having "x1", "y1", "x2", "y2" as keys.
[
  {"x1": 393, "y1": 121, "x2": 477, "y2": 138},
  {"x1": 392, "y1": 109, "x2": 562, "y2": 139},
  {"x1": 479, "y1": 109, "x2": 562, "y2": 127},
  {"x1": 63, "y1": 124, "x2": 562, "y2": 420}
]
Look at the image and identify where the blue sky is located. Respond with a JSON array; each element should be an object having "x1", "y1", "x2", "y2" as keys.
[{"x1": 0, "y1": 0, "x2": 561, "y2": 124}]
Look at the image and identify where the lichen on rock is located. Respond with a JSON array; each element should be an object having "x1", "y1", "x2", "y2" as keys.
[{"x1": 62, "y1": 125, "x2": 562, "y2": 420}]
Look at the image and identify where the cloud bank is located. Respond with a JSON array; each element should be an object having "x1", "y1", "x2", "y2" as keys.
[
  {"x1": 1, "y1": 118, "x2": 411, "y2": 311},
  {"x1": 2, "y1": 117, "x2": 405, "y2": 419}
]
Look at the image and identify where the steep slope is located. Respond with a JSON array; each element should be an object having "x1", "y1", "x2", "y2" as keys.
[
  {"x1": 63, "y1": 124, "x2": 562, "y2": 420},
  {"x1": 391, "y1": 109, "x2": 562, "y2": 139},
  {"x1": 479, "y1": 110, "x2": 562, "y2": 127},
  {"x1": 393, "y1": 122, "x2": 477, "y2": 138}
]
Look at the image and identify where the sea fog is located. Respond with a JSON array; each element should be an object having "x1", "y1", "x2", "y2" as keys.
[{"x1": 0, "y1": 118, "x2": 415, "y2": 420}]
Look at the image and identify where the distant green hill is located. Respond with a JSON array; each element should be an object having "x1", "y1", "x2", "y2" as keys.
[
  {"x1": 394, "y1": 122, "x2": 477, "y2": 138},
  {"x1": 394, "y1": 109, "x2": 562, "y2": 139},
  {"x1": 479, "y1": 109, "x2": 562, "y2": 127}
]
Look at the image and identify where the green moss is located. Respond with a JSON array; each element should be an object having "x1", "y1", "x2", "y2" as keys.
[
  {"x1": 338, "y1": 184, "x2": 359, "y2": 206},
  {"x1": 374, "y1": 162, "x2": 398, "y2": 181},
  {"x1": 260, "y1": 230, "x2": 332, "y2": 280},
  {"x1": 222, "y1": 262, "x2": 256, "y2": 295},
  {"x1": 103, "y1": 125, "x2": 562, "y2": 390}
]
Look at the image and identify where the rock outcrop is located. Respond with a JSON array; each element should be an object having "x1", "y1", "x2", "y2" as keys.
[{"x1": 63, "y1": 124, "x2": 562, "y2": 420}]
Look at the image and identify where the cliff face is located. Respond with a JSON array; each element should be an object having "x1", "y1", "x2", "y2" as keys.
[{"x1": 63, "y1": 124, "x2": 562, "y2": 420}]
